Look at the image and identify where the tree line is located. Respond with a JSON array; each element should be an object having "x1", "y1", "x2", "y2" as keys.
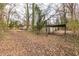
[{"x1": 0, "y1": 3, "x2": 79, "y2": 33}]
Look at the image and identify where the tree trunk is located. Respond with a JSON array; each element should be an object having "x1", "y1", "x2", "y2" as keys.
[
  {"x1": 26, "y1": 3, "x2": 29, "y2": 30},
  {"x1": 32, "y1": 3, "x2": 35, "y2": 30}
]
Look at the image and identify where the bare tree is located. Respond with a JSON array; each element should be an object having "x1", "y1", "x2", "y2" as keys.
[
  {"x1": 7, "y1": 4, "x2": 16, "y2": 26},
  {"x1": 25, "y1": 3, "x2": 30, "y2": 30},
  {"x1": 65, "y1": 3, "x2": 77, "y2": 20},
  {"x1": 32, "y1": 3, "x2": 35, "y2": 30}
]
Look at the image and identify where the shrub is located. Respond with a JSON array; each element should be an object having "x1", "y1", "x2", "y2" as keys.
[
  {"x1": 67, "y1": 20, "x2": 79, "y2": 33},
  {"x1": 32, "y1": 20, "x2": 46, "y2": 34},
  {"x1": 8, "y1": 20, "x2": 19, "y2": 29},
  {"x1": 0, "y1": 20, "x2": 7, "y2": 32}
]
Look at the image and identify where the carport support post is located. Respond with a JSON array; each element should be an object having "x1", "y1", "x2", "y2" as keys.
[
  {"x1": 65, "y1": 25, "x2": 66, "y2": 35},
  {"x1": 46, "y1": 26, "x2": 48, "y2": 35}
]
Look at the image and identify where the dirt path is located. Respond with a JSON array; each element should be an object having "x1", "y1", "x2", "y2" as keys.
[{"x1": 0, "y1": 30, "x2": 76, "y2": 56}]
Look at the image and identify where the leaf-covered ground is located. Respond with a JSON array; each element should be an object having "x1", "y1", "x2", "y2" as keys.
[{"x1": 0, "y1": 30, "x2": 79, "y2": 56}]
